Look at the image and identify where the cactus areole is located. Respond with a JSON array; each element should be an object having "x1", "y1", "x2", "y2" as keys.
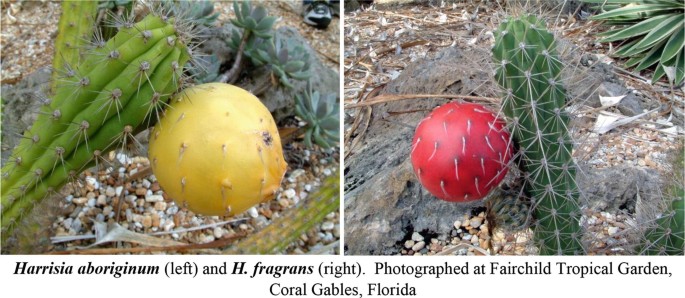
[
  {"x1": 410, "y1": 102, "x2": 512, "y2": 202},
  {"x1": 148, "y1": 83, "x2": 287, "y2": 216}
]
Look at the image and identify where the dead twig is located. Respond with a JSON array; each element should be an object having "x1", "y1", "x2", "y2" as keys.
[
  {"x1": 345, "y1": 93, "x2": 499, "y2": 109},
  {"x1": 48, "y1": 232, "x2": 248, "y2": 255}
]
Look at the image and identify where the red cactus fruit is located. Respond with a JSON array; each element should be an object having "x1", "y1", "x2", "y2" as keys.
[{"x1": 410, "y1": 102, "x2": 512, "y2": 202}]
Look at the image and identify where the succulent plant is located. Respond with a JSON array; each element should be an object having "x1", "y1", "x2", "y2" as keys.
[
  {"x1": 231, "y1": 0, "x2": 277, "y2": 39},
  {"x1": 294, "y1": 82, "x2": 339, "y2": 149},
  {"x1": 148, "y1": 83, "x2": 287, "y2": 216},
  {"x1": 188, "y1": 53, "x2": 221, "y2": 83},
  {"x1": 161, "y1": 0, "x2": 220, "y2": 27},
  {"x1": 254, "y1": 36, "x2": 312, "y2": 88},
  {"x1": 410, "y1": 102, "x2": 512, "y2": 202},
  {"x1": 583, "y1": 0, "x2": 684, "y2": 85},
  {"x1": 493, "y1": 15, "x2": 583, "y2": 255},
  {"x1": 97, "y1": 0, "x2": 135, "y2": 41}
]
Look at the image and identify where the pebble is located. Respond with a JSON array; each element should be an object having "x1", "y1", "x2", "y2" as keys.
[
  {"x1": 471, "y1": 235, "x2": 479, "y2": 244},
  {"x1": 142, "y1": 215, "x2": 152, "y2": 228},
  {"x1": 213, "y1": 227, "x2": 224, "y2": 239},
  {"x1": 247, "y1": 207, "x2": 259, "y2": 218},
  {"x1": 453, "y1": 220, "x2": 461, "y2": 229},
  {"x1": 411, "y1": 241, "x2": 425, "y2": 251},
  {"x1": 125, "y1": 209, "x2": 133, "y2": 222},
  {"x1": 470, "y1": 217, "x2": 482, "y2": 228},
  {"x1": 146, "y1": 195, "x2": 164, "y2": 202},
  {"x1": 97, "y1": 195, "x2": 107, "y2": 206},
  {"x1": 321, "y1": 221, "x2": 335, "y2": 231},
  {"x1": 411, "y1": 232, "x2": 424, "y2": 242},
  {"x1": 151, "y1": 213, "x2": 160, "y2": 227},
  {"x1": 404, "y1": 240, "x2": 415, "y2": 249},
  {"x1": 73, "y1": 197, "x2": 88, "y2": 205},
  {"x1": 462, "y1": 234, "x2": 472, "y2": 241},
  {"x1": 105, "y1": 186, "x2": 116, "y2": 197},
  {"x1": 154, "y1": 201, "x2": 167, "y2": 211},
  {"x1": 323, "y1": 168, "x2": 332, "y2": 176},
  {"x1": 607, "y1": 226, "x2": 619, "y2": 236},
  {"x1": 71, "y1": 218, "x2": 82, "y2": 233},
  {"x1": 135, "y1": 187, "x2": 147, "y2": 196},
  {"x1": 103, "y1": 206, "x2": 113, "y2": 217},
  {"x1": 141, "y1": 179, "x2": 151, "y2": 189},
  {"x1": 87, "y1": 198, "x2": 97, "y2": 208},
  {"x1": 163, "y1": 220, "x2": 175, "y2": 232},
  {"x1": 283, "y1": 189, "x2": 296, "y2": 199}
]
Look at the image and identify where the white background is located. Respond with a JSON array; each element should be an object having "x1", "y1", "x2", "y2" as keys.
[{"x1": 1, "y1": 255, "x2": 682, "y2": 296}]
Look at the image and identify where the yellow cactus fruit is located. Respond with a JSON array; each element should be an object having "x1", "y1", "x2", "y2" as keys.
[{"x1": 148, "y1": 83, "x2": 288, "y2": 216}]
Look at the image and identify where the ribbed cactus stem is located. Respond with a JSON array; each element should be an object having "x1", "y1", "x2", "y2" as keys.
[
  {"x1": 226, "y1": 174, "x2": 340, "y2": 254},
  {"x1": 641, "y1": 197, "x2": 684, "y2": 255},
  {"x1": 51, "y1": 0, "x2": 99, "y2": 92},
  {"x1": 492, "y1": 15, "x2": 583, "y2": 255},
  {"x1": 1, "y1": 11, "x2": 192, "y2": 242}
]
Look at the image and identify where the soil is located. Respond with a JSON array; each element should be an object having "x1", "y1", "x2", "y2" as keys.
[
  {"x1": 343, "y1": 1, "x2": 683, "y2": 255},
  {"x1": 0, "y1": 1, "x2": 340, "y2": 254}
]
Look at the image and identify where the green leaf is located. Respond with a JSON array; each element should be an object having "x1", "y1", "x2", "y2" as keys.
[
  {"x1": 660, "y1": 24, "x2": 684, "y2": 63},
  {"x1": 591, "y1": 4, "x2": 678, "y2": 21},
  {"x1": 652, "y1": 62, "x2": 667, "y2": 83},
  {"x1": 613, "y1": 39, "x2": 641, "y2": 57},
  {"x1": 624, "y1": 55, "x2": 644, "y2": 68},
  {"x1": 244, "y1": 18, "x2": 258, "y2": 31},
  {"x1": 233, "y1": 1, "x2": 243, "y2": 24},
  {"x1": 635, "y1": 39, "x2": 666, "y2": 71},
  {"x1": 251, "y1": 6, "x2": 267, "y2": 22},
  {"x1": 283, "y1": 61, "x2": 305, "y2": 73},
  {"x1": 304, "y1": 129, "x2": 313, "y2": 148},
  {"x1": 289, "y1": 71, "x2": 311, "y2": 81},
  {"x1": 319, "y1": 117, "x2": 339, "y2": 131},
  {"x1": 598, "y1": 14, "x2": 670, "y2": 42},
  {"x1": 256, "y1": 16, "x2": 277, "y2": 32},
  {"x1": 629, "y1": 14, "x2": 681, "y2": 53}
]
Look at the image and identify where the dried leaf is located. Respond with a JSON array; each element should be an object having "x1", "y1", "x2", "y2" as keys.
[
  {"x1": 593, "y1": 109, "x2": 656, "y2": 134},
  {"x1": 599, "y1": 95, "x2": 625, "y2": 107}
]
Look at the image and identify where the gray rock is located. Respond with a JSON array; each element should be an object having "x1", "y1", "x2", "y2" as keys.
[
  {"x1": 578, "y1": 165, "x2": 663, "y2": 214},
  {"x1": 344, "y1": 47, "x2": 483, "y2": 255},
  {"x1": 1, "y1": 67, "x2": 51, "y2": 164}
]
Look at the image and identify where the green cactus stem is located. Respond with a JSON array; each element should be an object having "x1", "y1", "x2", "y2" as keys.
[
  {"x1": 51, "y1": 0, "x2": 99, "y2": 92},
  {"x1": 1, "y1": 12, "x2": 192, "y2": 242},
  {"x1": 492, "y1": 15, "x2": 583, "y2": 255},
  {"x1": 226, "y1": 173, "x2": 340, "y2": 254}
]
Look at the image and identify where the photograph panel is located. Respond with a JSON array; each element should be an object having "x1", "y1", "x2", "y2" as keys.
[
  {"x1": 1, "y1": 0, "x2": 341, "y2": 255},
  {"x1": 343, "y1": 0, "x2": 683, "y2": 256}
]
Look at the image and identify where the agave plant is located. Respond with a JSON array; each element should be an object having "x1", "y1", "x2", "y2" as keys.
[
  {"x1": 584, "y1": 0, "x2": 684, "y2": 85},
  {"x1": 295, "y1": 82, "x2": 339, "y2": 149}
]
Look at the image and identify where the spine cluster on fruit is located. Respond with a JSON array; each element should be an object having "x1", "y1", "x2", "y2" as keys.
[
  {"x1": 1, "y1": 3, "x2": 195, "y2": 242},
  {"x1": 492, "y1": 15, "x2": 583, "y2": 255}
]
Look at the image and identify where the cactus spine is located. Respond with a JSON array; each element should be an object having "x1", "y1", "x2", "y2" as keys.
[
  {"x1": 1, "y1": 10, "x2": 193, "y2": 242},
  {"x1": 226, "y1": 174, "x2": 339, "y2": 254},
  {"x1": 51, "y1": 0, "x2": 99, "y2": 92},
  {"x1": 492, "y1": 15, "x2": 583, "y2": 255},
  {"x1": 640, "y1": 197, "x2": 684, "y2": 255}
]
